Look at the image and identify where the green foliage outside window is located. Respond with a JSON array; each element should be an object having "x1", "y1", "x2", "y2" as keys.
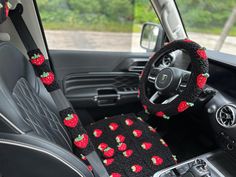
[
  {"x1": 37, "y1": 0, "x2": 158, "y2": 32},
  {"x1": 177, "y1": 0, "x2": 236, "y2": 35},
  {"x1": 37, "y1": 0, "x2": 236, "y2": 35}
]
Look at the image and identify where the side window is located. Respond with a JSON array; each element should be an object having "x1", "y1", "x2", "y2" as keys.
[
  {"x1": 177, "y1": 0, "x2": 236, "y2": 56},
  {"x1": 37, "y1": 0, "x2": 159, "y2": 52}
]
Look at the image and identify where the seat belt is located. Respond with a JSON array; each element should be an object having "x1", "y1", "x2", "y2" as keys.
[{"x1": 9, "y1": 4, "x2": 109, "y2": 177}]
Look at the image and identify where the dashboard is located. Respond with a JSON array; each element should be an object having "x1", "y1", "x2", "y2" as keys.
[
  {"x1": 164, "y1": 50, "x2": 236, "y2": 99},
  {"x1": 158, "y1": 50, "x2": 191, "y2": 70},
  {"x1": 208, "y1": 62, "x2": 236, "y2": 97},
  {"x1": 160, "y1": 50, "x2": 236, "y2": 159},
  {"x1": 175, "y1": 50, "x2": 236, "y2": 160}
]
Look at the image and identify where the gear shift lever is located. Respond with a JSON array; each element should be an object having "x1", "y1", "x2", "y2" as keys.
[{"x1": 182, "y1": 159, "x2": 211, "y2": 177}]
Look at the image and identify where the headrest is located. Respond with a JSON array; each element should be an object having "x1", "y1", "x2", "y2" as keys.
[{"x1": 0, "y1": 0, "x2": 11, "y2": 24}]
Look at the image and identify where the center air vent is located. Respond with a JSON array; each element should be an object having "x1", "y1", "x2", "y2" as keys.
[{"x1": 216, "y1": 105, "x2": 236, "y2": 128}]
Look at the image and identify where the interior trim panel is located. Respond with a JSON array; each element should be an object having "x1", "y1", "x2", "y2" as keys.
[{"x1": 63, "y1": 72, "x2": 139, "y2": 107}]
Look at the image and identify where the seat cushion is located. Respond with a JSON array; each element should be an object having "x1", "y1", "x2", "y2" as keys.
[{"x1": 86, "y1": 113, "x2": 176, "y2": 177}]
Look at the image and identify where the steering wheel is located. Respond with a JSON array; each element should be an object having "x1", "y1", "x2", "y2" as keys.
[{"x1": 139, "y1": 39, "x2": 209, "y2": 119}]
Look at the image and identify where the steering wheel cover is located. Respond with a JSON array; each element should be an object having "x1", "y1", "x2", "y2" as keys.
[{"x1": 139, "y1": 39, "x2": 209, "y2": 119}]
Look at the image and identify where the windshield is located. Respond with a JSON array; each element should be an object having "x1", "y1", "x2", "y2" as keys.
[
  {"x1": 176, "y1": 0, "x2": 236, "y2": 55},
  {"x1": 37, "y1": 0, "x2": 159, "y2": 52}
]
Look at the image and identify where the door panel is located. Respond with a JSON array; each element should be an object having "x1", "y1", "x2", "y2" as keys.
[
  {"x1": 50, "y1": 50, "x2": 149, "y2": 82},
  {"x1": 50, "y1": 50, "x2": 150, "y2": 119},
  {"x1": 63, "y1": 72, "x2": 139, "y2": 108}
]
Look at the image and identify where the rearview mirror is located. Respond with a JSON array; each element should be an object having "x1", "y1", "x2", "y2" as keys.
[{"x1": 140, "y1": 23, "x2": 165, "y2": 52}]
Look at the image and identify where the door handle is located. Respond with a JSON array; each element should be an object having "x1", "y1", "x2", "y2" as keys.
[{"x1": 94, "y1": 88, "x2": 120, "y2": 106}]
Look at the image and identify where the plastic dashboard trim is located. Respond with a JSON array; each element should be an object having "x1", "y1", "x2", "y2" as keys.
[{"x1": 154, "y1": 152, "x2": 225, "y2": 177}]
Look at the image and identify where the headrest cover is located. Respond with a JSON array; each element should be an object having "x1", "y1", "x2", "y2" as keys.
[{"x1": 0, "y1": 0, "x2": 10, "y2": 24}]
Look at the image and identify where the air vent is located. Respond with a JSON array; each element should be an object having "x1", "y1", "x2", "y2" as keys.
[
  {"x1": 128, "y1": 59, "x2": 148, "y2": 73},
  {"x1": 162, "y1": 54, "x2": 173, "y2": 67},
  {"x1": 216, "y1": 105, "x2": 236, "y2": 128}
]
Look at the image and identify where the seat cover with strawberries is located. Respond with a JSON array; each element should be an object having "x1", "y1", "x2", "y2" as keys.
[
  {"x1": 1, "y1": 3, "x2": 176, "y2": 176},
  {"x1": 86, "y1": 113, "x2": 176, "y2": 177}
]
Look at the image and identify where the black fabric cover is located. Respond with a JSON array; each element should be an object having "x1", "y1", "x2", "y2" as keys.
[
  {"x1": 0, "y1": 43, "x2": 176, "y2": 176},
  {"x1": 86, "y1": 113, "x2": 176, "y2": 176},
  {"x1": 27, "y1": 48, "x2": 95, "y2": 156},
  {"x1": 139, "y1": 39, "x2": 209, "y2": 119}
]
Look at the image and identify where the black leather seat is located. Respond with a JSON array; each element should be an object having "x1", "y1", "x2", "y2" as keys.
[
  {"x1": 0, "y1": 43, "x2": 72, "y2": 150},
  {"x1": 0, "y1": 42, "x2": 175, "y2": 176}
]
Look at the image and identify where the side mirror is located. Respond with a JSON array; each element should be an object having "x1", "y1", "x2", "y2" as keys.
[{"x1": 140, "y1": 23, "x2": 165, "y2": 52}]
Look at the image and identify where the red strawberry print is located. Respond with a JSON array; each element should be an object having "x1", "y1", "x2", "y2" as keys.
[
  {"x1": 98, "y1": 143, "x2": 108, "y2": 151},
  {"x1": 139, "y1": 70, "x2": 144, "y2": 79},
  {"x1": 30, "y1": 53, "x2": 45, "y2": 66},
  {"x1": 103, "y1": 147, "x2": 115, "y2": 158},
  {"x1": 148, "y1": 126, "x2": 156, "y2": 133},
  {"x1": 103, "y1": 158, "x2": 114, "y2": 166},
  {"x1": 196, "y1": 73, "x2": 209, "y2": 89},
  {"x1": 184, "y1": 39, "x2": 193, "y2": 43},
  {"x1": 4, "y1": 2, "x2": 11, "y2": 17},
  {"x1": 160, "y1": 139, "x2": 168, "y2": 147},
  {"x1": 110, "y1": 173, "x2": 121, "y2": 177},
  {"x1": 109, "y1": 123, "x2": 119, "y2": 131},
  {"x1": 143, "y1": 105, "x2": 149, "y2": 114},
  {"x1": 131, "y1": 165, "x2": 143, "y2": 173},
  {"x1": 117, "y1": 143, "x2": 127, "y2": 151},
  {"x1": 151, "y1": 156, "x2": 163, "y2": 166},
  {"x1": 40, "y1": 72, "x2": 55, "y2": 85},
  {"x1": 156, "y1": 111, "x2": 164, "y2": 117},
  {"x1": 116, "y1": 135, "x2": 125, "y2": 143},
  {"x1": 123, "y1": 149, "x2": 133, "y2": 158},
  {"x1": 125, "y1": 119, "x2": 134, "y2": 126},
  {"x1": 133, "y1": 130, "x2": 142, "y2": 138},
  {"x1": 137, "y1": 89, "x2": 140, "y2": 98},
  {"x1": 155, "y1": 112, "x2": 170, "y2": 120},
  {"x1": 197, "y1": 48, "x2": 207, "y2": 60},
  {"x1": 93, "y1": 129, "x2": 103, "y2": 138},
  {"x1": 87, "y1": 165, "x2": 93, "y2": 171},
  {"x1": 74, "y1": 134, "x2": 89, "y2": 149},
  {"x1": 141, "y1": 142, "x2": 152, "y2": 150},
  {"x1": 177, "y1": 101, "x2": 194, "y2": 113},
  {"x1": 143, "y1": 105, "x2": 147, "y2": 110},
  {"x1": 63, "y1": 114, "x2": 78, "y2": 128},
  {"x1": 80, "y1": 154, "x2": 87, "y2": 161}
]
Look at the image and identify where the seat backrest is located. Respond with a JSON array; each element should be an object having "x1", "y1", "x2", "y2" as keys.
[{"x1": 0, "y1": 42, "x2": 72, "y2": 151}]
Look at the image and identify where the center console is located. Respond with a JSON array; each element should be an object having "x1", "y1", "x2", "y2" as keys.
[{"x1": 154, "y1": 151, "x2": 236, "y2": 177}]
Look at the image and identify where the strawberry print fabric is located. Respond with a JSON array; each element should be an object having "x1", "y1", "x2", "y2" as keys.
[{"x1": 86, "y1": 113, "x2": 176, "y2": 176}]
